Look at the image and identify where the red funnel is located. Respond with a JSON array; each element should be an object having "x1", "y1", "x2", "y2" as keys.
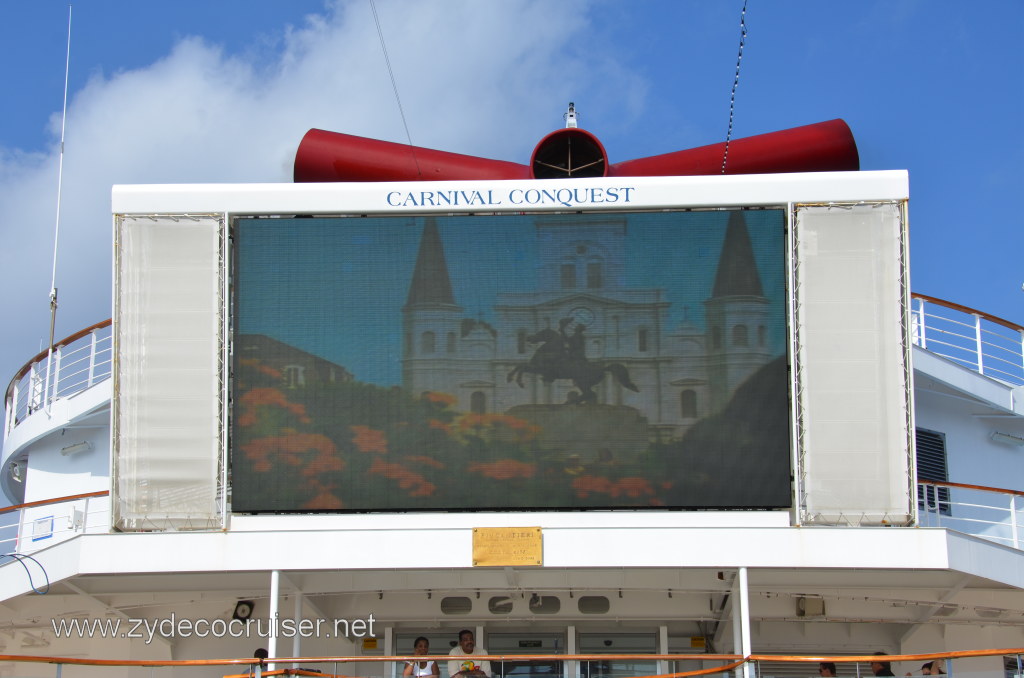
[{"x1": 293, "y1": 119, "x2": 858, "y2": 183}]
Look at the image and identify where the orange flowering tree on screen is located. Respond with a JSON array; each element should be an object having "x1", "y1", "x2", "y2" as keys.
[{"x1": 231, "y1": 356, "x2": 673, "y2": 512}]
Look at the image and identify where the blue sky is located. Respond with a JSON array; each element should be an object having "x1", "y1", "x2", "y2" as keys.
[{"x1": 0, "y1": 0, "x2": 1021, "y2": 383}]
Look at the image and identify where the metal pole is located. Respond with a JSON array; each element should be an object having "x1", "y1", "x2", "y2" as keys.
[
  {"x1": 4, "y1": 380, "x2": 16, "y2": 438},
  {"x1": 292, "y1": 591, "x2": 303, "y2": 668},
  {"x1": 43, "y1": 351, "x2": 53, "y2": 411},
  {"x1": 566, "y1": 624, "x2": 577, "y2": 678},
  {"x1": 1010, "y1": 494, "x2": 1020, "y2": 550},
  {"x1": 731, "y1": 588, "x2": 742, "y2": 678},
  {"x1": 1019, "y1": 329, "x2": 1024, "y2": 384},
  {"x1": 16, "y1": 507, "x2": 25, "y2": 553},
  {"x1": 737, "y1": 567, "x2": 752, "y2": 678},
  {"x1": 52, "y1": 346, "x2": 63, "y2": 400},
  {"x1": 45, "y1": 5, "x2": 73, "y2": 415},
  {"x1": 658, "y1": 625, "x2": 669, "y2": 678},
  {"x1": 87, "y1": 329, "x2": 98, "y2": 387},
  {"x1": 29, "y1": 363, "x2": 41, "y2": 413},
  {"x1": 973, "y1": 314, "x2": 984, "y2": 374},
  {"x1": 269, "y1": 570, "x2": 280, "y2": 670},
  {"x1": 917, "y1": 299, "x2": 927, "y2": 350}
]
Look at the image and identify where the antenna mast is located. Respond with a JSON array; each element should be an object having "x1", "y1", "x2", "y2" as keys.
[{"x1": 45, "y1": 4, "x2": 72, "y2": 410}]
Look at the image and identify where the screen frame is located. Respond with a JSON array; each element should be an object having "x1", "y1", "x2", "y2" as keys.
[
  {"x1": 227, "y1": 207, "x2": 792, "y2": 513},
  {"x1": 111, "y1": 171, "x2": 912, "y2": 526}
]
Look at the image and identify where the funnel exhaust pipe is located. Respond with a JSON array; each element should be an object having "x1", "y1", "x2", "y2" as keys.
[{"x1": 294, "y1": 119, "x2": 858, "y2": 183}]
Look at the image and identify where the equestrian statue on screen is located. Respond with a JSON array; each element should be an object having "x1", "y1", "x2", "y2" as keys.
[{"x1": 507, "y1": 318, "x2": 639, "y2": 405}]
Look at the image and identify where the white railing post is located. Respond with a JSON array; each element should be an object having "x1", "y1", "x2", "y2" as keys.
[
  {"x1": 29, "y1": 363, "x2": 42, "y2": 414},
  {"x1": 87, "y1": 329, "x2": 98, "y2": 387},
  {"x1": 1011, "y1": 494, "x2": 1020, "y2": 551},
  {"x1": 973, "y1": 313, "x2": 984, "y2": 375},
  {"x1": 15, "y1": 506, "x2": 26, "y2": 553},
  {"x1": 42, "y1": 352, "x2": 53, "y2": 408},
  {"x1": 1019, "y1": 329, "x2": 1024, "y2": 382},
  {"x1": 4, "y1": 382, "x2": 16, "y2": 438},
  {"x1": 916, "y1": 298, "x2": 927, "y2": 349},
  {"x1": 51, "y1": 345, "x2": 63, "y2": 402}
]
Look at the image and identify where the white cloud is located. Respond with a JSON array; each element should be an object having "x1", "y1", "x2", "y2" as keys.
[{"x1": 0, "y1": 0, "x2": 648, "y2": 380}]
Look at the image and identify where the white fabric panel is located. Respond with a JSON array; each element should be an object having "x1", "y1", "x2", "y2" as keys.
[
  {"x1": 794, "y1": 203, "x2": 913, "y2": 525},
  {"x1": 113, "y1": 215, "x2": 224, "y2": 531}
]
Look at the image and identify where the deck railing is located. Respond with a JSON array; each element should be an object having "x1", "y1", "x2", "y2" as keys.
[
  {"x1": 3, "y1": 319, "x2": 113, "y2": 438},
  {"x1": 0, "y1": 650, "x2": 1020, "y2": 678},
  {"x1": 1, "y1": 482, "x2": 1022, "y2": 556},
  {"x1": 918, "y1": 480, "x2": 1024, "y2": 550},
  {"x1": 912, "y1": 293, "x2": 1024, "y2": 387},
  {"x1": 4, "y1": 297, "x2": 1020, "y2": 438},
  {"x1": 0, "y1": 490, "x2": 110, "y2": 555}
]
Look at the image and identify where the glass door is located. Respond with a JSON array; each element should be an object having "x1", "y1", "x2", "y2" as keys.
[
  {"x1": 487, "y1": 632, "x2": 566, "y2": 678},
  {"x1": 578, "y1": 633, "x2": 658, "y2": 678}
]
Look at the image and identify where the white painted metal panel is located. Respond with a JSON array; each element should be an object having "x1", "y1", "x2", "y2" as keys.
[
  {"x1": 793, "y1": 203, "x2": 914, "y2": 525},
  {"x1": 111, "y1": 171, "x2": 909, "y2": 215},
  {"x1": 112, "y1": 215, "x2": 225, "y2": 531}
]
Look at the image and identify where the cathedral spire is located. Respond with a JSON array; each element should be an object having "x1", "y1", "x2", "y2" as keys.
[
  {"x1": 405, "y1": 217, "x2": 456, "y2": 307},
  {"x1": 711, "y1": 210, "x2": 764, "y2": 297}
]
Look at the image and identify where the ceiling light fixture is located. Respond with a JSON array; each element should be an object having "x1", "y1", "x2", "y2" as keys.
[
  {"x1": 990, "y1": 431, "x2": 1024, "y2": 447},
  {"x1": 60, "y1": 441, "x2": 93, "y2": 456}
]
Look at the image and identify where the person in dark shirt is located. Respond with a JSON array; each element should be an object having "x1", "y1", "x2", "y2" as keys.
[{"x1": 870, "y1": 652, "x2": 895, "y2": 676}]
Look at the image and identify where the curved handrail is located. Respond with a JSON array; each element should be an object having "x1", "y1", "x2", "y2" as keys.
[
  {"x1": 0, "y1": 650, "x2": 1020, "y2": 669},
  {"x1": 0, "y1": 490, "x2": 109, "y2": 516},
  {"x1": 911, "y1": 293, "x2": 1024, "y2": 386},
  {"x1": 6, "y1": 298, "x2": 1018, "y2": 406},
  {"x1": 924, "y1": 479, "x2": 1024, "y2": 497},
  {"x1": 912, "y1": 293, "x2": 1022, "y2": 333},
  {"x1": 3, "y1": 318, "x2": 113, "y2": 435},
  {"x1": 4, "y1": 318, "x2": 112, "y2": 401}
]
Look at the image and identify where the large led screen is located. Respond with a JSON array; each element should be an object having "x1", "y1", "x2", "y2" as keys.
[{"x1": 231, "y1": 208, "x2": 791, "y2": 512}]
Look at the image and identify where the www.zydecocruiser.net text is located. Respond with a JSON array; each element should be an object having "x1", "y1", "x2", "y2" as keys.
[{"x1": 51, "y1": 614, "x2": 377, "y2": 645}]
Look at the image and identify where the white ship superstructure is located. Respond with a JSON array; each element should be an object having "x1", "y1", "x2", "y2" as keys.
[{"x1": 2, "y1": 171, "x2": 1023, "y2": 678}]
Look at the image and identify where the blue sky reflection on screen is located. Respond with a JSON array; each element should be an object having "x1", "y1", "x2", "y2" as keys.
[{"x1": 235, "y1": 209, "x2": 786, "y2": 386}]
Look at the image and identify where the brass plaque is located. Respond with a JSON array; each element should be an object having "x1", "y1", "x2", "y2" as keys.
[{"x1": 472, "y1": 527, "x2": 542, "y2": 566}]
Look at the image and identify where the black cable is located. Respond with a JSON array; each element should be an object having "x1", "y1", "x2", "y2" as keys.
[
  {"x1": 1, "y1": 552, "x2": 51, "y2": 594},
  {"x1": 721, "y1": 0, "x2": 749, "y2": 174}
]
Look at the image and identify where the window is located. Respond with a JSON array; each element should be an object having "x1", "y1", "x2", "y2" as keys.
[
  {"x1": 420, "y1": 331, "x2": 435, "y2": 354},
  {"x1": 637, "y1": 328, "x2": 649, "y2": 353},
  {"x1": 587, "y1": 261, "x2": 603, "y2": 289},
  {"x1": 578, "y1": 596, "x2": 610, "y2": 614},
  {"x1": 471, "y1": 391, "x2": 486, "y2": 414},
  {"x1": 447, "y1": 332, "x2": 456, "y2": 353},
  {"x1": 732, "y1": 324, "x2": 748, "y2": 347},
  {"x1": 517, "y1": 329, "x2": 528, "y2": 354},
  {"x1": 561, "y1": 263, "x2": 576, "y2": 288},
  {"x1": 711, "y1": 327, "x2": 722, "y2": 349},
  {"x1": 529, "y1": 596, "x2": 561, "y2": 614},
  {"x1": 283, "y1": 365, "x2": 305, "y2": 388},
  {"x1": 758, "y1": 324, "x2": 767, "y2": 347},
  {"x1": 440, "y1": 597, "x2": 472, "y2": 615},
  {"x1": 916, "y1": 427, "x2": 950, "y2": 516},
  {"x1": 680, "y1": 390, "x2": 697, "y2": 419}
]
